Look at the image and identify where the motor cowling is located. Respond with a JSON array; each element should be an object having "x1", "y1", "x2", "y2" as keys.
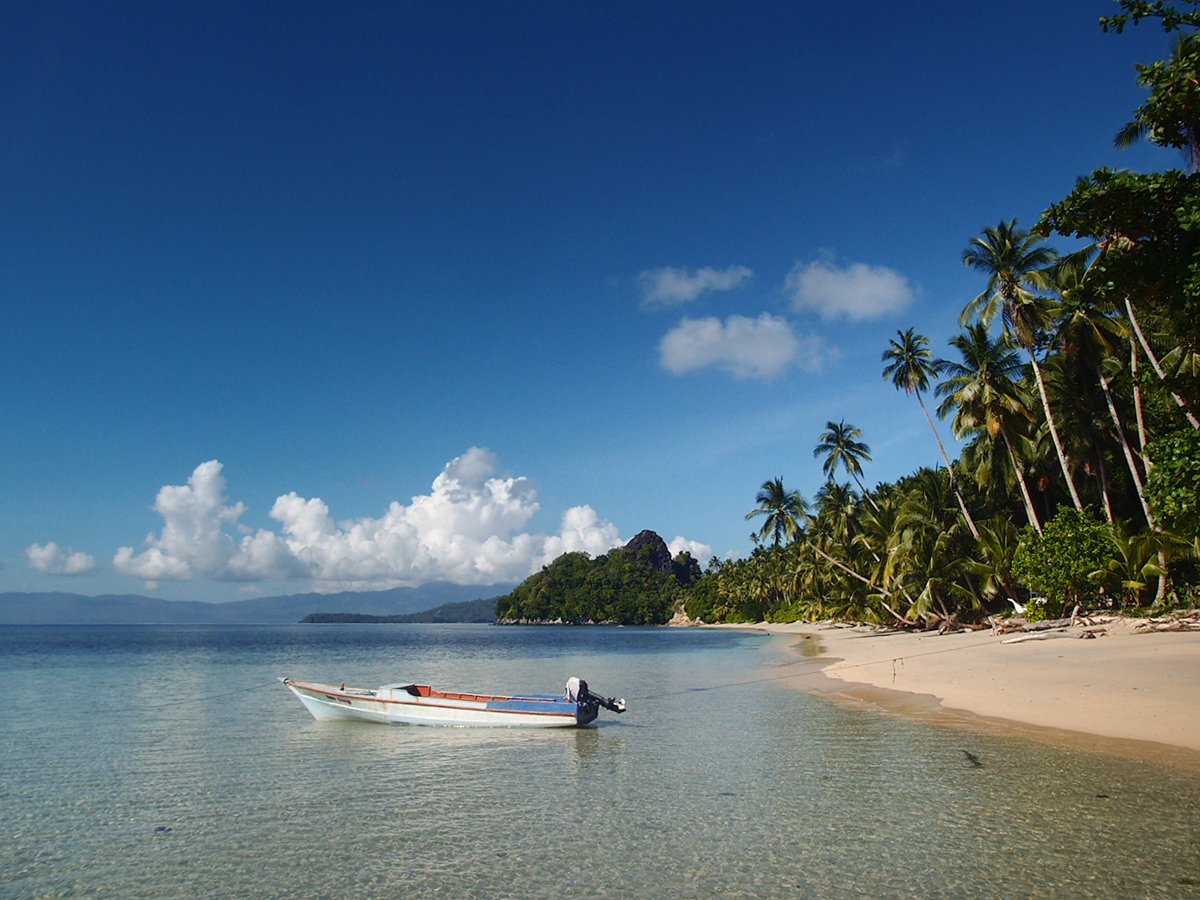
[{"x1": 569, "y1": 677, "x2": 625, "y2": 714}]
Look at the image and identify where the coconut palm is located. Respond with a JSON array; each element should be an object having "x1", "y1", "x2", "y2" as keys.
[
  {"x1": 1050, "y1": 259, "x2": 1157, "y2": 528},
  {"x1": 814, "y1": 420, "x2": 880, "y2": 512},
  {"x1": 882, "y1": 327, "x2": 980, "y2": 539},
  {"x1": 745, "y1": 478, "x2": 807, "y2": 548},
  {"x1": 1124, "y1": 295, "x2": 1200, "y2": 431},
  {"x1": 961, "y1": 220, "x2": 1084, "y2": 510},
  {"x1": 890, "y1": 468, "x2": 976, "y2": 622},
  {"x1": 936, "y1": 323, "x2": 1044, "y2": 534},
  {"x1": 1088, "y1": 521, "x2": 1194, "y2": 608},
  {"x1": 1039, "y1": 348, "x2": 1117, "y2": 519},
  {"x1": 965, "y1": 515, "x2": 1023, "y2": 606}
]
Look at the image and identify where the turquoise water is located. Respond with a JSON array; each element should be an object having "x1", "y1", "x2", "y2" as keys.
[{"x1": 1, "y1": 624, "x2": 1197, "y2": 897}]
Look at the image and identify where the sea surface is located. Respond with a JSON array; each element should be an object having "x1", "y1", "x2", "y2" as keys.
[{"x1": 1, "y1": 624, "x2": 1197, "y2": 898}]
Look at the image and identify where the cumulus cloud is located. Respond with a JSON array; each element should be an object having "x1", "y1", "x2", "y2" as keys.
[
  {"x1": 106, "y1": 449, "x2": 682, "y2": 591},
  {"x1": 785, "y1": 257, "x2": 914, "y2": 321},
  {"x1": 112, "y1": 459, "x2": 279, "y2": 582},
  {"x1": 25, "y1": 542, "x2": 98, "y2": 575},
  {"x1": 659, "y1": 313, "x2": 809, "y2": 380},
  {"x1": 537, "y1": 505, "x2": 624, "y2": 567},
  {"x1": 668, "y1": 536, "x2": 713, "y2": 562},
  {"x1": 638, "y1": 265, "x2": 753, "y2": 307}
]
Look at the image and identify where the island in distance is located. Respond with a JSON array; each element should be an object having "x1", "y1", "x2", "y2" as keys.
[
  {"x1": 0, "y1": 582, "x2": 512, "y2": 626},
  {"x1": 3, "y1": 530, "x2": 696, "y2": 626}
]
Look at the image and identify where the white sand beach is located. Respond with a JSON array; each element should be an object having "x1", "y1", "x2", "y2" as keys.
[{"x1": 731, "y1": 618, "x2": 1200, "y2": 766}]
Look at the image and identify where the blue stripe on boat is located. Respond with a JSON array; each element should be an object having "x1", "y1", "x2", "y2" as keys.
[{"x1": 485, "y1": 698, "x2": 574, "y2": 714}]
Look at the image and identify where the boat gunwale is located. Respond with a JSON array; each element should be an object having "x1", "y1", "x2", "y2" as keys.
[{"x1": 286, "y1": 679, "x2": 579, "y2": 720}]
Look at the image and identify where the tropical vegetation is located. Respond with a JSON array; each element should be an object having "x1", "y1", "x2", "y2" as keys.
[
  {"x1": 679, "y1": 2, "x2": 1200, "y2": 626},
  {"x1": 488, "y1": 3, "x2": 1200, "y2": 629},
  {"x1": 495, "y1": 531, "x2": 701, "y2": 625}
]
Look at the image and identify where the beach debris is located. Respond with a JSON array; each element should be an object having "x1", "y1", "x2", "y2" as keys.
[
  {"x1": 937, "y1": 615, "x2": 965, "y2": 635},
  {"x1": 1133, "y1": 610, "x2": 1200, "y2": 634},
  {"x1": 1001, "y1": 630, "x2": 1097, "y2": 644}
]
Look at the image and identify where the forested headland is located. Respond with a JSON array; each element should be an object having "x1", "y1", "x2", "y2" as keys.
[
  {"x1": 501, "y1": 3, "x2": 1200, "y2": 628},
  {"x1": 495, "y1": 531, "x2": 701, "y2": 624}
]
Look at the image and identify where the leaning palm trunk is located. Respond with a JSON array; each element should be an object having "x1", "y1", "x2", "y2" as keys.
[
  {"x1": 1126, "y1": 298, "x2": 1200, "y2": 430},
  {"x1": 851, "y1": 474, "x2": 882, "y2": 515},
  {"x1": 808, "y1": 542, "x2": 906, "y2": 625},
  {"x1": 1098, "y1": 368, "x2": 1156, "y2": 529},
  {"x1": 1096, "y1": 367, "x2": 1169, "y2": 601},
  {"x1": 915, "y1": 391, "x2": 981, "y2": 540},
  {"x1": 1028, "y1": 352, "x2": 1084, "y2": 509},
  {"x1": 1001, "y1": 428, "x2": 1042, "y2": 535},
  {"x1": 1130, "y1": 336, "x2": 1151, "y2": 470},
  {"x1": 1095, "y1": 450, "x2": 1115, "y2": 524}
]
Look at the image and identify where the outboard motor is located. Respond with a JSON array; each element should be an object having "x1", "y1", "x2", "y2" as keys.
[{"x1": 566, "y1": 676, "x2": 626, "y2": 725}]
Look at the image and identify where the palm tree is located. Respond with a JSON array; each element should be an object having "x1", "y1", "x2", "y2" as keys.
[
  {"x1": 814, "y1": 420, "x2": 879, "y2": 511},
  {"x1": 1050, "y1": 257, "x2": 1156, "y2": 528},
  {"x1": 802, "y1": 480, "x2": 907, "y2": 624},
  {"x1": 966, "y1": 515, "x2": 1023, "y2": 606},
  {"x1": 882, "y1": 327, "x2": 980, "y2": 539},
  {"x1": 936, "y1": 323, "x2": 1044, "y2": 534},
  {"x1": 890, "y1": 468, "x2": 976, "y2": 622},
  {"x1": 1124, "y1": 295, "x2": 1200, "y2": 431},
  {"x1": 1088, "y1": 521, "x2": 1174, "y2": 609},
  {"x1": 745, "y1": 478, "x2": 807, "y2": 548},
  {"x1": 961, "y1": 220, "x2": 1084, "y2": 510}
]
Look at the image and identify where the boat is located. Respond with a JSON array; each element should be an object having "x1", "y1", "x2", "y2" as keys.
[{"x1": 280, "y1": 675, "x2": 626, "y2": 728}]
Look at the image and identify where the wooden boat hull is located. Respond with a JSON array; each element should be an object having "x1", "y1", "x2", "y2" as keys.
[{"x1": 282, "y1": 678, "x2": 597, "y2": 728}]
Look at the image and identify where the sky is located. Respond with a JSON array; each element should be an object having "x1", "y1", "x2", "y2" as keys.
[{"x1": 1, "y1": 1, "x2": 1179, "y2": 602}]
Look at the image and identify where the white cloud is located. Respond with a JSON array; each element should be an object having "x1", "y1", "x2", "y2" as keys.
[
  {"x1": 785, "y1": 257, "x2": 914, "y2": 321},
  {"x1": 659, "y1": 313, "x2": 809, "y2": 380},
  {"x1": 105, "y1": 450, "x2": 680, "y2": 591},
  {"x1": 113, "y1": 459, "x2": 268, "y2": 582},
  {"x1": 25, "y1": 542, "x2": 98, "y2": 575},
  {"x1": 638, "y1": 265, "x2": 753, "y2": 307},
  {"x1": 668, "y1": 536, "x2": 713, "y2": 562},
  {"x1": 537, "y1": 505, "x2": 623, "y2": 567}
]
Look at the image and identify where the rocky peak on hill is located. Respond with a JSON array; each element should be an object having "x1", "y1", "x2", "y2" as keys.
[{"x1": 625, "y1": 529, "x2": 672, "y2": 574}]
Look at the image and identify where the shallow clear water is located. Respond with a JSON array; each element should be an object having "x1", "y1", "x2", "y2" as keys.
[{"x1": 1, "y1": 624, "x2": 1197, "y2": 897}]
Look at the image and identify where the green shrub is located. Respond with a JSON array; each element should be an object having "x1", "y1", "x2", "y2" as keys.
[
  {"x1": 1012, "y1": 508, "x2": 1111, "y2": 614},
  {"x1": 1146, "y1": 429, "x2": 1200, "y2": 538}
]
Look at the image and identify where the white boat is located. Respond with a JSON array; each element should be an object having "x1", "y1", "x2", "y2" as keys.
[{"x1": 281, "y1": 676, "x2": 626, "y2": 728}]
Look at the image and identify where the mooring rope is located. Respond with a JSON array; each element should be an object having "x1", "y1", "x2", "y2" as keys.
[{"x1": 80, "y1": 679, "x2": 275, "y2": 713}]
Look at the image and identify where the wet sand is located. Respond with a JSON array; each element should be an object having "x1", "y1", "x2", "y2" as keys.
[{"x1": 718, "y1": 619, "x2": 1200, "y2": 769}]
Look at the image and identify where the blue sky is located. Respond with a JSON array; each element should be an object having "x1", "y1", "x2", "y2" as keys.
[{"x1": 2, "y1": 1, "x2": 1177, "y2": 601}]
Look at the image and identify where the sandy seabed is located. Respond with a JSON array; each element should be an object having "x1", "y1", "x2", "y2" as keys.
[{"x1": 717, "y1": 617, "x2": 1200, "y2": 770}]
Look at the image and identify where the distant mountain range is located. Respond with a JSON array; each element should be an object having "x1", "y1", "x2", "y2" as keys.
[
  {"x1": 0, "y1": 582, "x2": 513, "y2": 625},
  {"x1": 300, "y1": 597, "x2": 499, "y2": 624}
]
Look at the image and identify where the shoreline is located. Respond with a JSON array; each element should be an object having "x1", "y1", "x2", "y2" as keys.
[{"x1": 713, "y1": 619, "x2": 1200, "y2": 771}]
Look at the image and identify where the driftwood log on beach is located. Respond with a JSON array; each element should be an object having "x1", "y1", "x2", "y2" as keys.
[
  {"x1": 1001, "y1": 630, "x2": 1099, "y2": 644},
  {"x1": 990, "y1": 606, "x2": 1081, "y2": 635},
  {"x1": 989, "y1": 608, "x2": 1200, "y2": 639},
  {"x1": 1134, "y1": 611, "x2": 1200, "y2": 633}
]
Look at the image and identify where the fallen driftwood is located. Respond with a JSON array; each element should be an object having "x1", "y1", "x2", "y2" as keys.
[
  {"x1": 990, "y1": 605, "x2": 1081, "y2": 635},
  {"x1": 991, "y1": 608, "x2": 1200, "y2": 638},
  {"x1": 1001, "y1": 629, "x2": 1098, "y2": 644},
  {"x1": 1021, "y1": 615, "x2": 1079, "y2": 632},
  {"x1": 1134, "y1": 619, "x2": 1200, "y2": 634}
]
